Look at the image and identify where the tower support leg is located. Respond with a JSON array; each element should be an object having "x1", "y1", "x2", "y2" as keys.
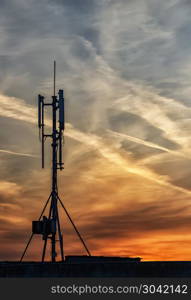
[{"x1": 20, "y1": 193, "x2": 52, "y2": 262}]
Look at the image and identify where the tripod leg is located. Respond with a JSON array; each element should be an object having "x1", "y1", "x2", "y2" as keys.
[
  {"x1": 20, "y1": 233, "x2": 34, "y2": 262},
  {"x1": 57, "y1": 196, "x2": 91, "y2": 256},
  {"x1": 42, "y1": 238, "x2": 48, "y2": 262},
  {"x1": 20, "y1": 192, "x2": 52, "y2": 262},
  {"x1": 41, "y1": 194, "x2": 53, "y2": 262},
  {"x1": 55, "y1": 200, "x2": 64, "y2": 261}
]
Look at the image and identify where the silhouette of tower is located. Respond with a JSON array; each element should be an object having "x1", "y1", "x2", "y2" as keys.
[{"x1": 20, "y1": 61, "x2": 91, "y2": 262}]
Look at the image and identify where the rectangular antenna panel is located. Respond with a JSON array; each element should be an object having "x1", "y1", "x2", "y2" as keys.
[
  {"x1": 58, "y1": 89, "x2": 65, "y2": 130},
  {"x1": 38, "y1": 95, "x2": 42, "y2": 128},
  {"x1": 38, "y1": 95, "x2": 44, "y2": 128},
  {"x1": 59, "y1": 131, "x2": 63, "y2": 169}
]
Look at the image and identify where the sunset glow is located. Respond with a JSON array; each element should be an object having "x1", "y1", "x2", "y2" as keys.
[{"x1": 1, "y1": 0, "x2": 191, "y2": 261}]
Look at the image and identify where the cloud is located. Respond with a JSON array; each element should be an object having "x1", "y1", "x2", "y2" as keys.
[
  {"x1": 1, "y1": 90, "x2": 191, "y2": 196},
  {"x1": 1, "y1": 0, "x2": 191, "y2": 261},
  {"x1": 0, "y1": 94, "x2": 37, "y2": 124},
  {"x1": 107, "y1": 129, "x2": 186, "y2": 158},
  {"x1": 0, "y1": 149, "x2": 38, "y2": 158}
]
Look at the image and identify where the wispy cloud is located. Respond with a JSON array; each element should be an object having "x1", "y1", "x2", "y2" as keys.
[
  {"x1": 1, "y1": 0, "x2": 191, "y2": 260},
  {"x1": 112, "y1": 84, "x2": 191, "y2": 149},
  {"x1": 0, "y1": 149, "x2": 38, "y2": 158},
  {"x1": 1, "y1": 92, "x2": 191, "y2": 196},
  {"x1": 0, "y1": 94, "x2": 37, "y2": 124},
  {"x1": 107, "y1": 129, "x2": 187, "y2": 159},
  {"x1": 66, "y1": 125, "x2": 191, "y2": 196}
]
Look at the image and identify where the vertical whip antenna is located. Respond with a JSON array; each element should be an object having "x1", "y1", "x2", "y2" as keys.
[
  {"x1": 54, "y1": 60, "x2": 56, "y2": 97},
  {"x1": 38, "y1": 95, "x2": 45, "y2": 168}
]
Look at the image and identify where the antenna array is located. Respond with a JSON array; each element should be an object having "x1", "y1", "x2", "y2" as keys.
[{"x1": 20, "y1": 61, "x2": 91, "y2": 262}]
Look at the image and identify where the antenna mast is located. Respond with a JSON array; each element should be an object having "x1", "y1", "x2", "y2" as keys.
[
  {"x1": 54, "y1": 60, "x2": 56, "y2": 97},
  {"x1": 20, "y1": 61, "x2": 91, "y2": 262}
]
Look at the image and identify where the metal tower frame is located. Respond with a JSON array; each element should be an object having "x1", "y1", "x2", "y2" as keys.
[{"x1": 20, "y1": 61, "x2": 91, "y2": 262}]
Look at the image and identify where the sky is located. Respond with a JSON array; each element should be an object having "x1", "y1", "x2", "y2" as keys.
[{"x1": 1, "y1": 0, "x2": 191, "y2": 261}]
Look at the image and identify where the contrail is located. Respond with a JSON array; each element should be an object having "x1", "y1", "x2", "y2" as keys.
[
  {"x1": 1, "y1": 93, "x2": 191, "y2": 195},
  {"x1": 113, "y1": 94, "x2": 191, "y2": 149},
  {"x1": 107, "y1": 129, "x2": 187, "y2": 159},
  {"x1": 0, "y1": 149, "x2": 38, "y2": 158},
  {"x1": 66, "y1": 126, "x2": 191, "y2": 196}
]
